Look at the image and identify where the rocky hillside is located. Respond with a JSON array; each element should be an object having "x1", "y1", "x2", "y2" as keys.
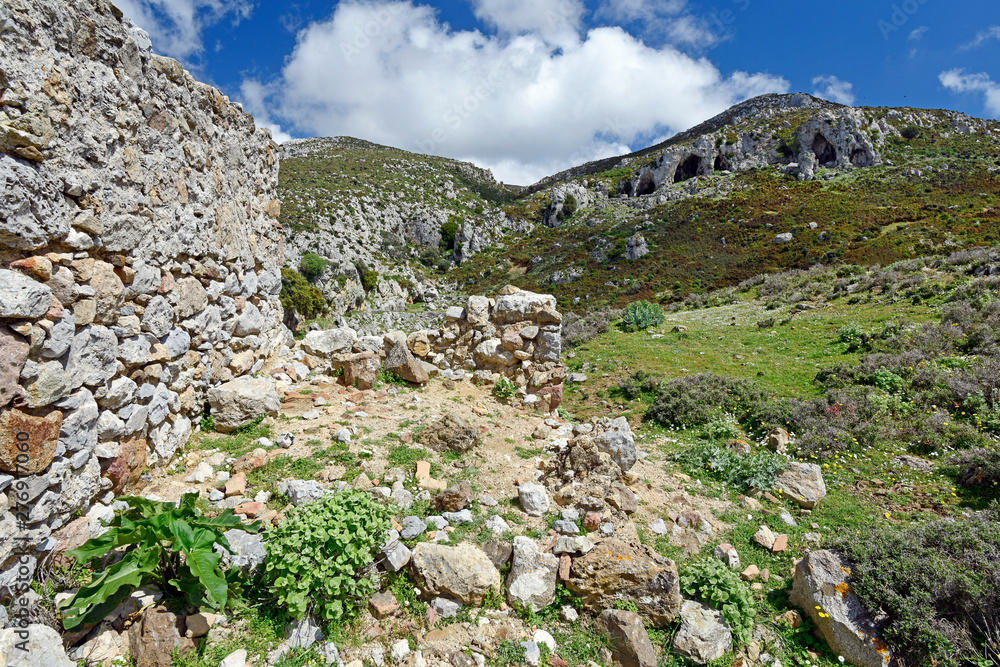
[
  {"x1": 278, "y1": 138, "x2": 531, "y2": 323},
  {"x1": 278, "y1": 95, "x2": 1000, "y2": 324},
  {"x1": 451, "y1": 94, "x2": 1000, "y2": 311}
]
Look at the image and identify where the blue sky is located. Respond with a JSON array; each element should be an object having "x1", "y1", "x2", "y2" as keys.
[{"x1": 117, "y1": 0, "x2": 1000, "y2": 184}]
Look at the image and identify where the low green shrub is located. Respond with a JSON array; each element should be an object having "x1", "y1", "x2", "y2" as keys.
[
  {"x1": 60, "y1": 494, "x2": 247, "y2": 630},
  {"x1": 680, "y1": 557, "x2": 757, "y2": 646},
  {"x1": 493, "y1": 376, "x2": 518, "y2": 400},
  {"x1": 646, "y1": 373, "x2": 777, "y2": 432},
  {"x1": 615, "y1": 370, "x2": 660, "y2": 401},
  {"x1": 671, "y1": 443, "x2": 786, "y2": 491},
  {"x1": 620, "y1": 300, "x2": 665, "y2": 332},
  {"x1": 298, "y1": 253, "x2": 329, "y2": 283},
  {"x1": 263, "y1": 490, "x2": 392, "y2": 622},
  {"x1": 829, "y1": 506, "x2": 1000, "y2": 666}
]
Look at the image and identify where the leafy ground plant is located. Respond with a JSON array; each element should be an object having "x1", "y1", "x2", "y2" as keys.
[
  {"x1": 680, "y1": 557, "x2": 757, "y2": 646},
  {"x1": 671, "y1": 443, "x2": 787, "y2": 492},
  {"x1": 493, "y1": 375, "x2": 518, "y2": 400},
  {"x1": 620, "y1": 300, "x2": 665, "y2": 332},
  {"x1": 59, "y1": 493, "x2": 247, "y2": 631},
  {"x1": 263, "y1": 490, "x2": 392, "y2": 623}
]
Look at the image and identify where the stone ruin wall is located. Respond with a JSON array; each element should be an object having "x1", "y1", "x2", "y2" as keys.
[
  {"x1": 291, "y1": 287, "x2": 567, "y2": 410},
  {"x1": 0, "y1": 0, "x2": 284, "y2": 590}
]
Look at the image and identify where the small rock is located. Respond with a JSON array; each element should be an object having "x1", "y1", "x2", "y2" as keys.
[
  {"x1": 713, "y1": 544, "x2": 740, "y2": 569},
  {"x1": 401, "y1": 516, "x2": 427, "y2": 540},
  {"x1": 518, "y1": 482, "x2": 549, "y2": 516},
  {"x1": 753, "y1": 525, "x2": 776, "y2": 550},
  {"x1": 369, "y1": 591, "x2": 399, "y2": 619}
]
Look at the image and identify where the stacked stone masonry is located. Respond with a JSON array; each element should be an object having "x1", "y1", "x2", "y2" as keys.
[
  {"x1": 0, "y1": 0, "x2": 284, "y2": 592},
  {"x1": 289, "y1": 287, "x2": 566, "y2": 410}
]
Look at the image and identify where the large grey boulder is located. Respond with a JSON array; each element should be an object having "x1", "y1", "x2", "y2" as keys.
[
  {"x1": 594, "y1": 417, "x2": 638, "y2": 472},
  {"x1": 0, "y1": 623, "x2": 74, "y2": 666},
  {"x1": 672, "y1": 600, "x2": 732, "y2": 664},
  {"x1": 278, "y1": 479, "x2": 326, "y2": 506},
  {"x1": 790, "y1": 550, "x2": 894, "y2": 667},
  {"x1": 409, "y1": 542, "x2": 501, "y2": 604},
  {"x1": 775, "y1": 462, "x2": 827, "y2": 508},
  {"x1": 302, "y1": 328, "x2": 357, "y2": 357},
  {"x1": 208, "y1": 378, "x2": 281, "y2": 432},
  {"x1": 506, "y1": 536, "x2": 559, "y2": 611},
  {"x1": 384, "y1": 339, "x2": 428, "y2": 384},
  {"x1": 0, "y1": 269, "x2": 52, "y2": 319},
  {"x1": 492, "y1": 290, "x2": 557, "y2": 324},
  {"x1": 218, "y1": 529, "x2": 267, "y2": 573},
  {"x1": 567, "y1": 539, "x2": 683, "y2": 627}
]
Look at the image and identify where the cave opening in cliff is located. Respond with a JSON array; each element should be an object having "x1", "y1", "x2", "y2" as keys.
[
  {"x1": 850, "y1": 147, "x2": 871, "y2": 167},
  {"x1": 714, "y1": 153, "x2": 731, "y2": 172},
  {"x1": 636, "y1": 171, "x2": 657, "y2": 196},
  {"x1": 674, "y1": 155, "x2": 701, "y2": 183},
  {"x1": 812, "y1": 134, "x2": 837, "y2": 166}
]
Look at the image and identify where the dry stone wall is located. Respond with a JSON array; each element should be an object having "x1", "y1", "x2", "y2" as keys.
[
  {"x1": 0, "y1": 0, "x2": 284, "y2": 591},
  {"x1": 287, "y1": 287, "x2": 567, "y2": 410}
]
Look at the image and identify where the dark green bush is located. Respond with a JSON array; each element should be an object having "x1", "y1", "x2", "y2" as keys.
[
  {"x1": 440, "y1": 220, "x2": 459, "y2": 250},
  {"x1": 830, "y1": 507, "x2": 1000, "y2": 666},
  {"x1": 298, "y1": 253, "x2": 328, "y2": 283},
  {"x1": 353, "y1": 260, "x2": 379, "y2": 293},
  {"x1": 556, "y1": 194, "x2": 578, "y2": 222},
  {"x1": 280, "y1": 268, "x2": 326, "y2": 319},
  {"x1": 616, "y1": 370, "x2": 661, "y2": 401}
]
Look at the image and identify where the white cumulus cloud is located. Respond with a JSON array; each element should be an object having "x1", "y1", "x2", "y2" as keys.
[
  {"x1": 939, "y1": 69, "x2": 1000, "y2": 117},
  {"x1": 257, "y1": 0, "x2": 788, "y2": 184},
  {"x1": 115, "y1": 0, "x2": 252, "y2": 61},
  {"x1": 811, "y1": 75, "x2": 855, "y2": 106}
]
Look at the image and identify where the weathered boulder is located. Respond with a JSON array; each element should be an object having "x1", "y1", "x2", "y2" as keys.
[
  {"x1": 409, "y1": 543, "x2": 501, "y2": 604},
  {"x1": 434, "y1": 481, "x2": 473, "y2": 512},
  {"x1": 566, "y1": 539, "x2": 683, "y2": 626},
  {"x1": 0, "y1": 623, "x2": 74, "y2": 667},
  {"x1": 208, "y1": 378, "x2": 281, "y2": 432},
  {"x1": 672, "y1": 600, "x2": 732, "y2": 664},
  {"x1": 506, "y1": 536, "x2": 559, "y2": 611},
  {"x1": 595, "y1": 610, "x2": 657, "y2": 667},
  {"x1": 518, "y1": 482, "x2": 550, "y2": 516},
  {"x1": 492, "y1": 290, "x2": 558, "y2": 325},
  {"x1": 342, "y1": 352, "x2": 380, "y2": 390},
  {"x1": 127, "y1": 607, "x2": 197, "y2": 667},
  {"x1": 384, "y1": 339, "x2": 429, "y2": 384},
  {"x1": 419, "y1": 414, "x2": 480, "y2": 452},
  {"x1": 775, "y1": 462, "x2": 827, "y2": 508},
  {"x1": 594, "y1": 417, "x2": 638, "y2": 472},
  {"x1": 790, "y1": 550, "x2": 894, "y2": 667},
  {"x1": 303, "y1": 328, "x2": 357, "y2": 357}
]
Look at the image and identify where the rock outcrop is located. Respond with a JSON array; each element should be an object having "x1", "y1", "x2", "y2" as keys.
[
  {"x1": 0, "y1": 0, "x2": 283, "y2": 586},
  {"x1": 790, "y1": 550, "x2": 894, "y2": 667}
]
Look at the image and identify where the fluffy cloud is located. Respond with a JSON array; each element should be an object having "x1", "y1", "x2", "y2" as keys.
[
  {"x1": 939, "y1": 69, "x2": 1000, "y2": 117},
  {"x1": 239, "y1": 80, "x2": 294, "y2": 144},
  {"x1": 812, "y1": 75, "x2": 856, "y2": 106},
  {"x1": 470, "y1": 0, "x2": 584, "y2": 47},
  {"x1": 595, "y1": 0, "x2": 717, "y2": 47},
  {"x1": 259, "y1": 0, "x2": 787, "y2": 184},
  {"x1": 115, "y1": 0, "x2": 252, "y2": 61}
]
